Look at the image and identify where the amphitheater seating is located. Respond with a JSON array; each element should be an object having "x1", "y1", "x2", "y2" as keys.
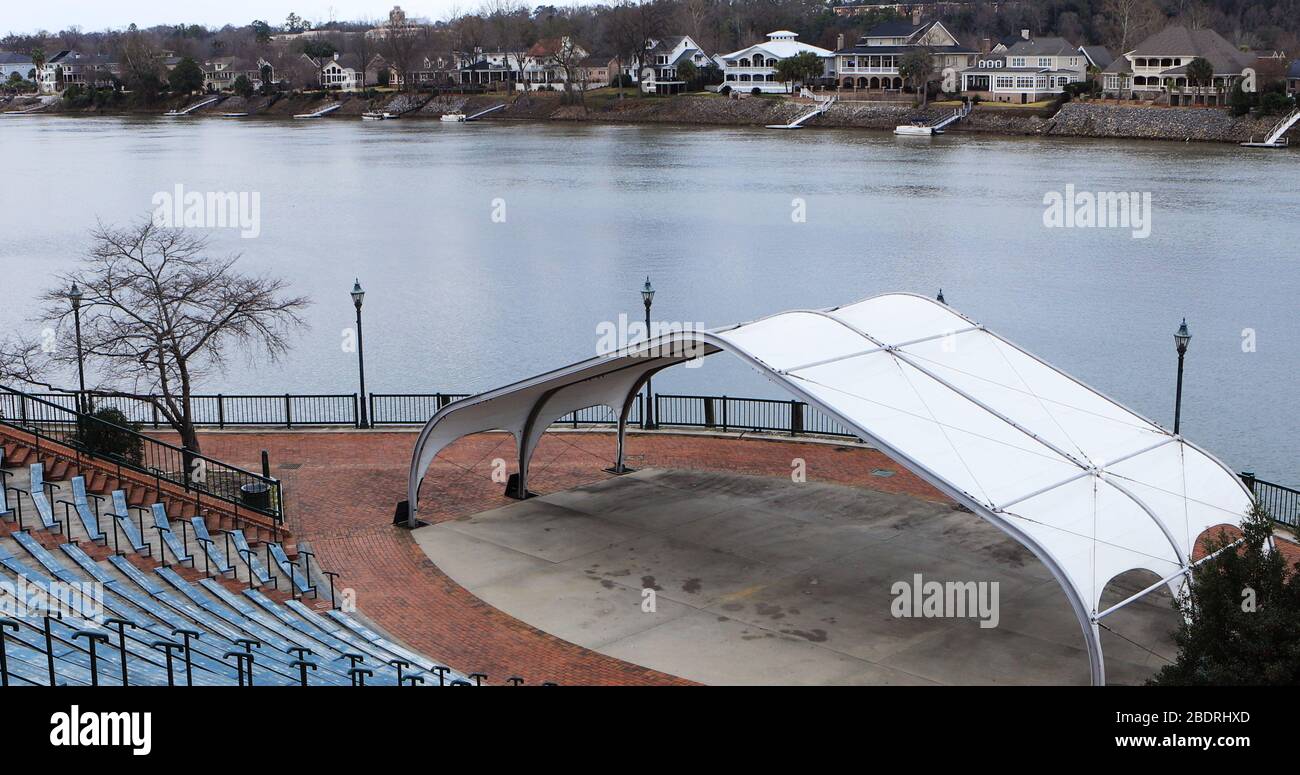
[
  {"x1": 0, "y1": 452, "x2": 473, "y2": 687},
  {"x1": 68, "y1": 476, "x2": 106, "y2": 544},
  {"x1": 150, "y1": 504, "x2": 194, "y2": 567},
  {"x1": 190, "y1": 516, "x2": 234, "y2": 576},
  {"x1": 227, "y1": 528, "x2": 274, "y2": 586},
  {"x1": 110, "y1": 490, "x2": 150, "y2": 554},
  {"x1": 268, "y1": 542, "x2": 314, "y2": 595},
  {"x1": 27, "y1": 463, "x2": 59, "y2": 531}
]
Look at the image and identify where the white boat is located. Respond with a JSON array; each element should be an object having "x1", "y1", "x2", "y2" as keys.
[
  {"x1": 361, "y1": 111, "x2": 398, "y2": 121},
  {"x1": 893, "y1": 123, "x2": 934, "y2": 136},
  {"x1": 440, "y1": 113, "x2": 467, "y2": 123},
  {"x1": 221, "y1": 112, "x2": 250, "y2": 118}
]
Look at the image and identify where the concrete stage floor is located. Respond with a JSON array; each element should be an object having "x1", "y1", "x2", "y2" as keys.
[{"x1": 414, "y1": 468, "x2": 1179, "y2": 685}]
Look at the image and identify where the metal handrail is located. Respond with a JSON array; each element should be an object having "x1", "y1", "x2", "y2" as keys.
[{"x1": 0, "y1": 385, "x2": 283, "y2": 524}]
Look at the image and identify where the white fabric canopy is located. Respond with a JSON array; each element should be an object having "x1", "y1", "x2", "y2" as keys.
[{"x1": 407, "y1": 292, "x2": 1252, "y2": 684}]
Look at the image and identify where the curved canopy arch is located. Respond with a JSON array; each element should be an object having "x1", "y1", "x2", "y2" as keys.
[{"x1": 406, "y1": 293, "x2": 1252, "y2": 685}]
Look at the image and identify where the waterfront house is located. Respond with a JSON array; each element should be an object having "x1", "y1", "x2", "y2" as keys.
[
  {"x1": 454, "y1": 50, "x2": 523, "y2": 89},
  {"x1": 0, "y1": 51, "x2": 36, "y2": 82},
  {"x1": 306, "y1": 52, "x2": 365, "y2": 91},
  {"x1": 519, "y1": 38, "x2": 588, "y2": 92},
  {"x1": 1289, "y1": 60, "x2": 1300, "y2": 96},
  {"x1": 40, "y1": 51, "x2": 119, "y2": 93},
  {"x1": 580, "y1": 54, "x2": 619, "y2": 89},
  {"x1": 1101, "y1": 25, "x2": 1254, "y2": 105},
  {"x1": 959, "y1": 35, "x2": 1087, "y2": 103},
  {"x1": 721, "y1": 31, "x2": 834, "y2": 94},
  {"x1": 637, "y1": 36, "x2": 715, "y2": 94},
  {"x1": 202, "y1": 57, "x2": 273, "y2": 92},
  {"x1": 833, "y1": 17, "x2": 975, "y2": 92}
]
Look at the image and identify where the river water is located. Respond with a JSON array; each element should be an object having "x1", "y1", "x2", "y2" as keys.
[{"x1": 1, "y1": 115, "x2": 1297, "y2": 480}]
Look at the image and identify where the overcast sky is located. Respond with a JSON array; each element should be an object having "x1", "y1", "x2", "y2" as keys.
[{"x1": 3, "y1": 1, "x2": 554, "y2": 36}]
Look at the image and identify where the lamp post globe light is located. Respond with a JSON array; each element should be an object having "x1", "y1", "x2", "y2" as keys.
[
  {"x1": 641, "y1": 277, "x2": 655, "y2": 429},
  {"x1": 69, "y1": 282, "x2": 87, "y2": 414},
  {"x1": 352, "y1": 280, "x2": 368, "y2": 429},
  {"x1": 1173, "y1": 318, "x2": 1190, "y2": 435}
]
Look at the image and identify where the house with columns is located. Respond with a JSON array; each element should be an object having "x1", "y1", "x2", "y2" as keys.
[
  {"x1": 720, "y1": 31, "x2": 833, "y2": 94},
  {"x1": 833, "y1": 17, "x2": 976, "y2": 92},
  {"x1": 1100, "y1": 25, "x2": 1255, "y2": 105}
]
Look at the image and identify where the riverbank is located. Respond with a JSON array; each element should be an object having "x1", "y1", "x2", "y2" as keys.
[{"x1": 5, "y1": 89, "x2": 1293, "y2": 144}]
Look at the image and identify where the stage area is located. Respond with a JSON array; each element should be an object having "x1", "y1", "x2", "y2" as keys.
[{"x1": 415, "y1": 468, "x2": 1179, "y2": 685}]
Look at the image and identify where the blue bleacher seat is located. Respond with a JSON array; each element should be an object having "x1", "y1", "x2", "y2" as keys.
[
  {"x1": 227, "y1": 529, "x2": 273, "y2": 586},
  {"x1": 189, "y1": 516, "x2": 233, "y2": 574},
  {"x1": 110, "y1": 490, "x2": 148, "y2": 554},
  {"x1": 28, "y1": 463, "x2": 57, "y2": 530},
  {"x1": 150, "y1": 504, "x2": 192, "y2": 565},
  {"x1": 70, "y1": 477, "x2": 105, "y2": 543},
  {"x1": 268, "y1": 542, "x2": 313, "y2": 594}
]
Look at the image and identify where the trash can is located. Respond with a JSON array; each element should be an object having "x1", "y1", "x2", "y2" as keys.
[{"x1": 240, "y1": 482, "x2": 271, "y2": 510}]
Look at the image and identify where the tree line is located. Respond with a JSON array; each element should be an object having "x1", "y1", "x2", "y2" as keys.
[{"x1": 4, "y1": 0, "x2": 1297, "y2": 89}]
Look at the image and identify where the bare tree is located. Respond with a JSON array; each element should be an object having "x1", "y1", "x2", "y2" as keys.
[
  {"x1": 383, "y1": 11, "x2": 425, "y2": 89},
  {"x1": 484, "y1": 0, "x2": 534, "y2": 94},
  {"x1": 1103, "y1": 0, "x2": 1163, "y2": 54},
  {"x1": 6, "y1": 221, "x2": 309, "y2": 456}
]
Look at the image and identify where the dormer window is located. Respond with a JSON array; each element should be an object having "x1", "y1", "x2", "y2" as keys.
[{"x1": 1011, "y1": 57, "x2": 1026, "y2": 67}]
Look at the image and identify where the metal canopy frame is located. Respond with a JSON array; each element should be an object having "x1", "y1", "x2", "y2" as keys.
[{"x1": 406, "y1": 293, "x2": 1252, "y2": 686}]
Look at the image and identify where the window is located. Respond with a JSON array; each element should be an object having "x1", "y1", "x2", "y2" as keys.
[
  {"x1": 995, "y1": 75, "x2": 1014, "y2": 89},
  {"x1": 1038, "y1": 57, "x2": 1050, "y2": 67},
  {"x1": 1011, "y1": 57, "x2": 1026, "y2": 67},
  {"x1": 1016, "y1": 76, "x2": 1035, "y2": 88}
]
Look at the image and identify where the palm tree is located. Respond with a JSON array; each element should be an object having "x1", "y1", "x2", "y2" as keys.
[
  {"x1": 1185, "y1": 56, "x2": 1214, "y2": 106},
  {"x1": 30, "y1": 47, "x2": 45, "y2": 90}
]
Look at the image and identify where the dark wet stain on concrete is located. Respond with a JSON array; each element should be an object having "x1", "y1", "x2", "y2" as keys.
[
  {"x1": 641, "y1": 575, "x2": 663, "y2": 591},
  {"x1": 682, "y1": 578, "x2": 702, "y2": 594},
  {"x1": 781, "y1": 628, "x2": 829, "y2": 643}
]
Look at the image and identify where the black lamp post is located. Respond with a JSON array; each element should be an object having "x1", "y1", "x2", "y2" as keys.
[
  {"x1": 641, "y1": 276, "x2": 656, "y2": 430},
  {"x1": 1173, "y1": 318, "x2": 1191, "y2": 435},
  {"x1": 69, "y1": 283, "x2": 87, "y2": 414},
  {"x1": 351, "y1": 280, "x2": 368, "y2": 429}
]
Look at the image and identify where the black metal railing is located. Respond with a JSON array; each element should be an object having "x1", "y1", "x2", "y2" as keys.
[
  {"x1": 31, "y1": 392, "x2": 357, "y2": 429},
  {"x1": 1243, "y1": 474, "x2": 1299, "y2": 528},
  {"x1": 369, "y1": 393, "x2": 472, "y2": 425},
  {"x1": 653, "y1": 394, "x2": 857, "y2": 438},
  {"x1": 0, "y1": 386, "x2": 283, "y2": 524}
]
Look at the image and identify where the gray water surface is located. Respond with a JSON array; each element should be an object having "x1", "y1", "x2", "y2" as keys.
[{"x1": 1, "y1": 116, "x2": 1296, "y2": 479}]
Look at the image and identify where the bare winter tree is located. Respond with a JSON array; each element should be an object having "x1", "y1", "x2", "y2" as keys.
[
  {"x1": 383, "y1": 10, "x2": 425, "y2": 89},
  {"x1": 4, "y1": 221, "x2": 310, "y2": 456},
  {"x1": 483, "y1": 0, "x2": 535, "y2": 95}
]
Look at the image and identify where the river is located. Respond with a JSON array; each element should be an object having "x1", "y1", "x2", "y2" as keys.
[{"x1": 1, "y1": 115, "x2": 1297, "y2": 480}]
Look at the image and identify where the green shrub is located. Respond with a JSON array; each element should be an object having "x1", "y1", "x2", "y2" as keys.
[{"x1": 73, "y1": 406, "x2": 144, "y2": 464}]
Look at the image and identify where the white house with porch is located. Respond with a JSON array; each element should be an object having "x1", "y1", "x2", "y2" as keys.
[
  {"x1": 1101, "y1": 25, "x2": 1255, "y2": 105},
  {"x1": 959, "y1": 36, "x2": 1086, "y2": 103},
  {"x1": 833, "y1": 18, "x2": 976, "y2": 92},
  {"x1": 720, "y1": 31, "x2": 833, "y2": 94},
  {"x1": 637, "y1": 35, "x2": 714, "y2": 94}
]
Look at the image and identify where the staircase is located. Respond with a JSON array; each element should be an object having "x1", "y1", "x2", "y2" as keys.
[
  {"x1": 0, "y1": 386, "x2": 285, "y2": 542},
  {"x1": 1242, "y1": 107, "x2": 1300, "y2": 147}
]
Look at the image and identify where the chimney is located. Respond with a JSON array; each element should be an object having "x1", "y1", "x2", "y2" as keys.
[
  {"x1": 1021, "y1": 29, "x2": 1030, "y2": 40},
  {"x1": 333, "y1": 52, "x2": 340, "y2": 60},
  {"x1": 980, "y1": 38, "x2": 992, "y2": 54},
  {"x1": 836, "y1": 33, "x2": 845, "y2": 51},
  {"x1": 912, "y1": 8, "x2": 923, "y2": 25}
]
